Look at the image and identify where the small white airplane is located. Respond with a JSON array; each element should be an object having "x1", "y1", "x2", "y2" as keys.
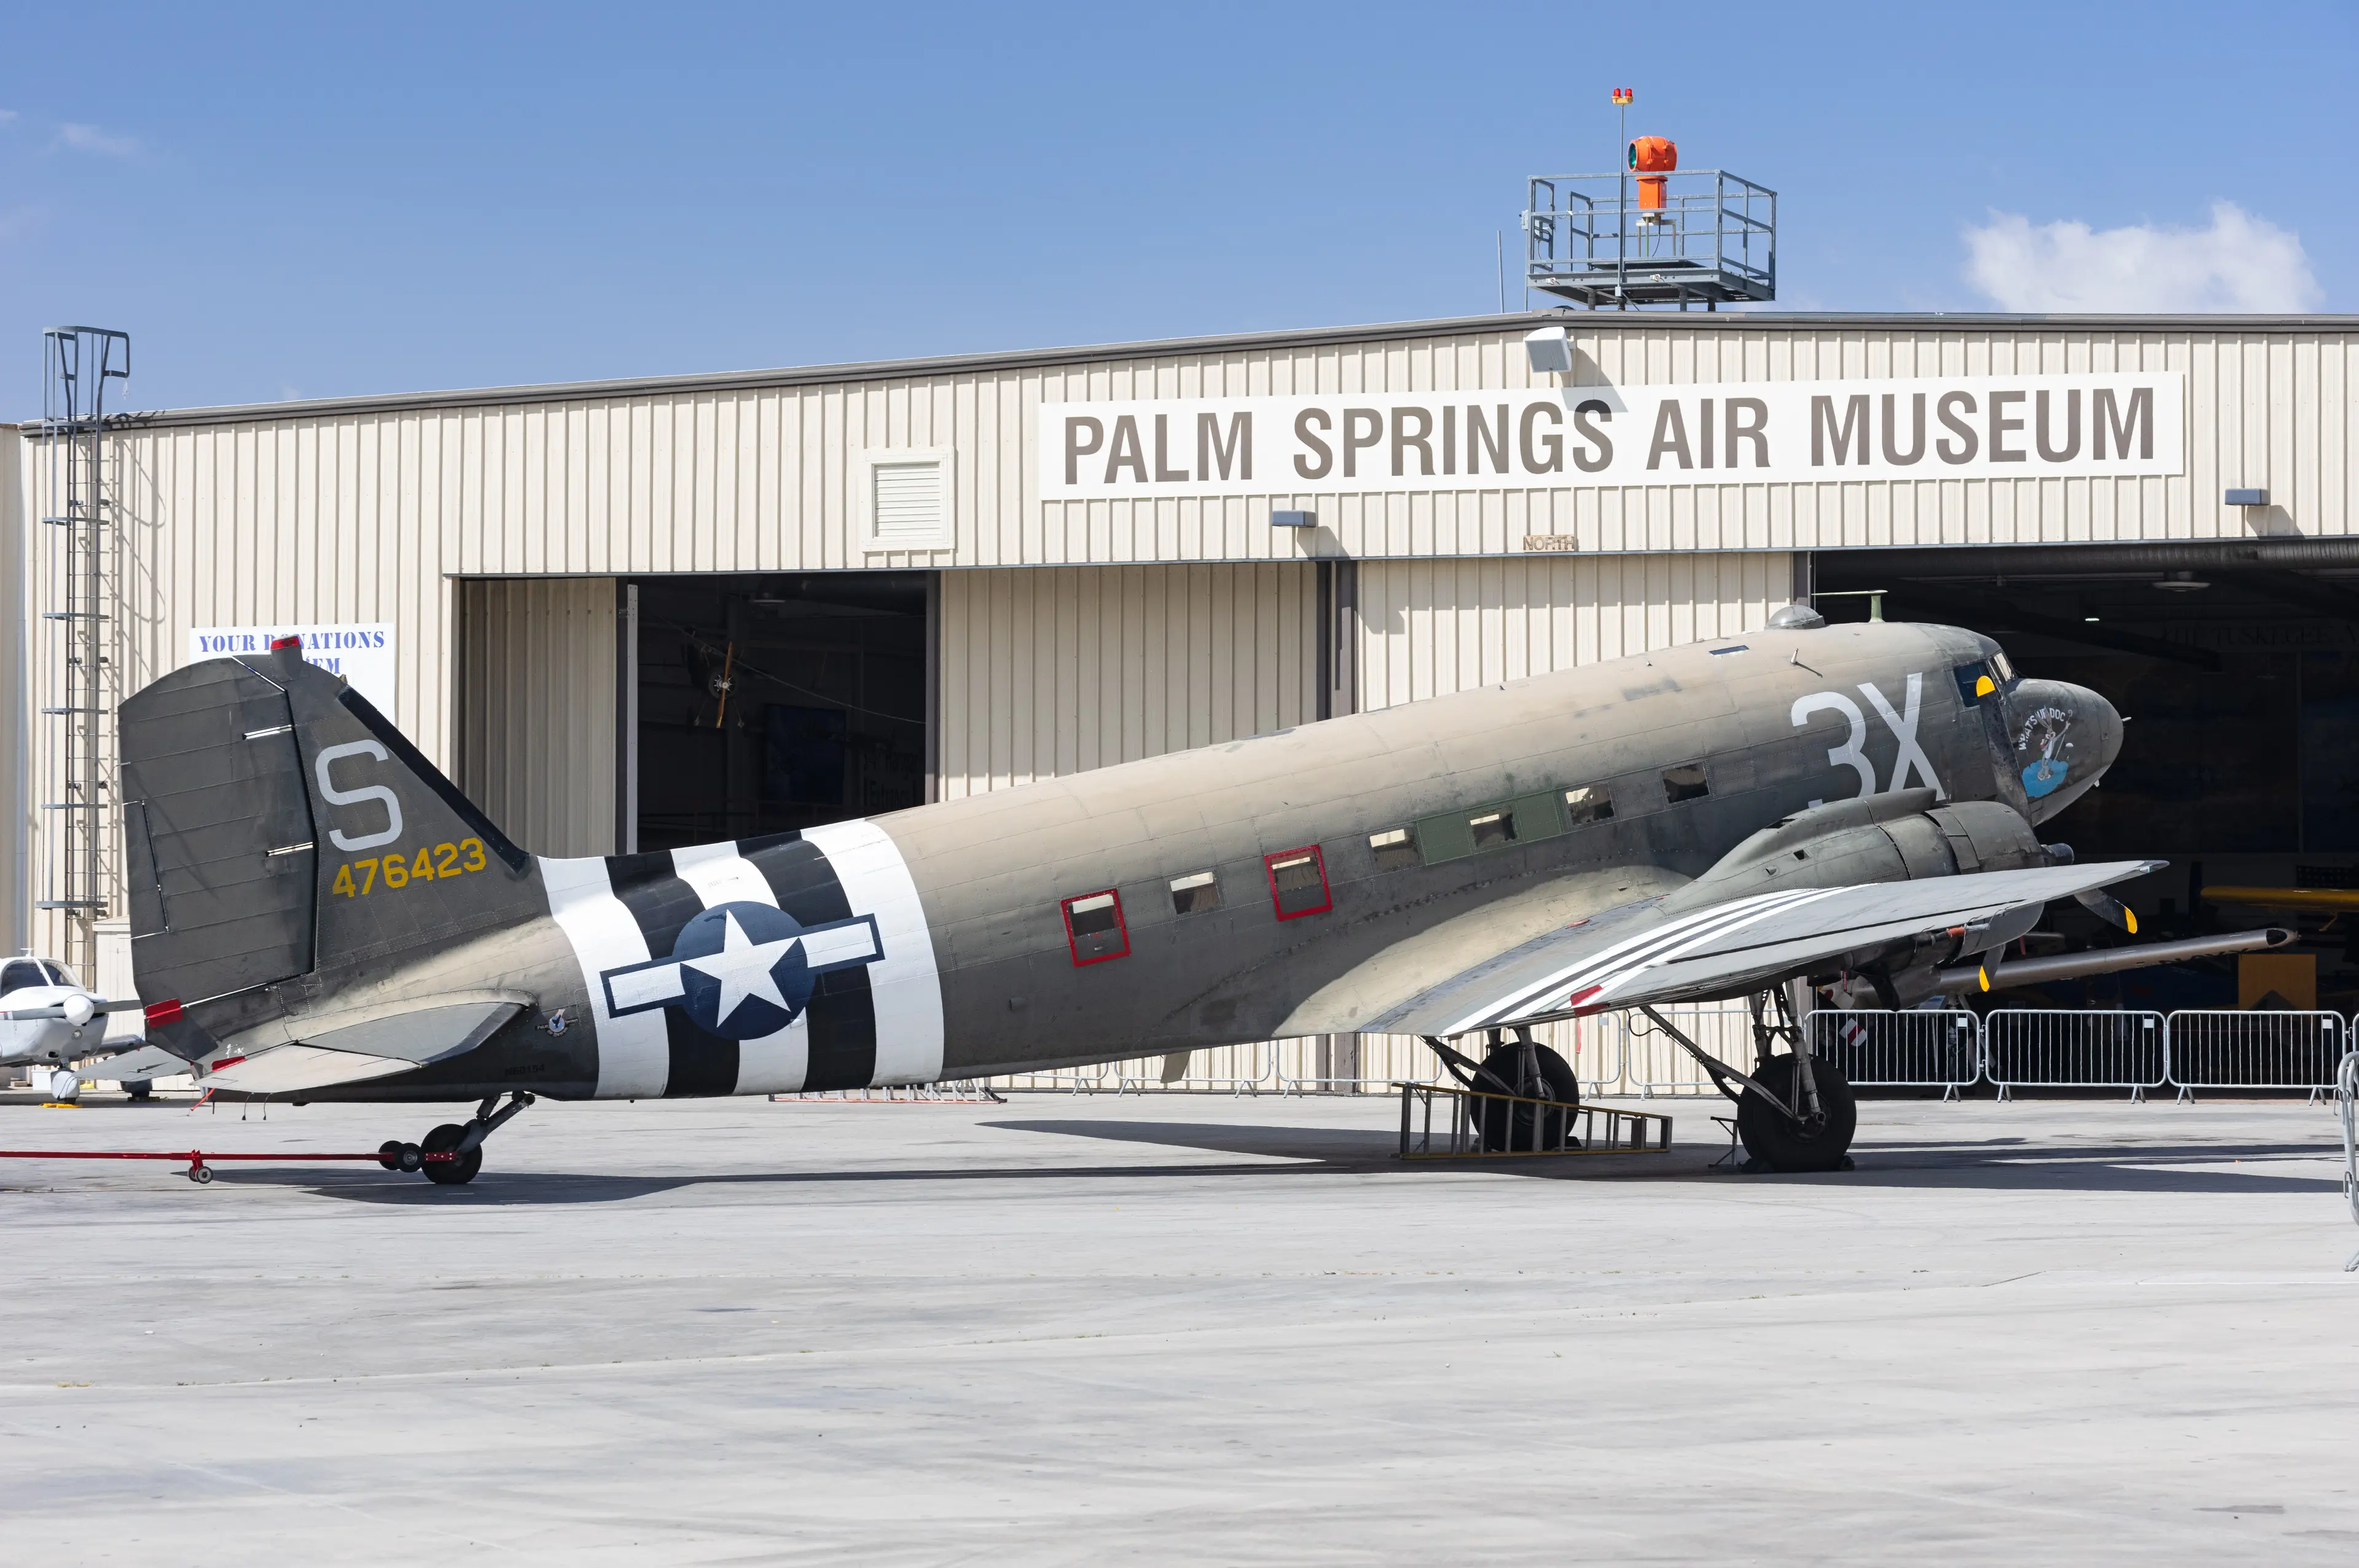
[{"x1": 0, "y1": 954, "x2": 174, "y2": 1102}]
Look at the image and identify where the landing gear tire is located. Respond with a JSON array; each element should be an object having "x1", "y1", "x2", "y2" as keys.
[
  {"x1": 420, "y1": 1122, "x2": 483, "y2": 1186},
  {"x1": 1736, "y1": 1056, "x2": 1857, "y2": 1174},
  {"x1": 123, "y1": 1080, "x2": 152, "y2": 1101},
  {"x1": 1473, "y1": 1042, "x2": 1582, "y2": 1153}
]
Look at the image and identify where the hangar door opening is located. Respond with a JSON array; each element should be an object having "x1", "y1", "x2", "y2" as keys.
[
  {"x1": 624, "y1": 572, "x2": 936, "y2": 852},
  {"x1": 1812, "y1": 542, "x2": 2359, "y2": 1014}
]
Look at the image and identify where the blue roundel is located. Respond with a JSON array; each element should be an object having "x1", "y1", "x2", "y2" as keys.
[
  {"x1": 2021, "y1": 759, "x2": 2068, "y2": 799},
  {"x1": 671, "y1": 900, "x2": 814, "y2": 1039}
]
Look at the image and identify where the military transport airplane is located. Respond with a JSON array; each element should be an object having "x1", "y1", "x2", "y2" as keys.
[{"x1": 114, "y1": 610, "x2": 2265, "y2": 1183}]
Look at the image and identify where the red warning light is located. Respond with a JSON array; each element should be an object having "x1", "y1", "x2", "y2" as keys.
[
  {"x1": 269, "y1": 634, "x2": 302, "y2": 650},
  {"x1": 1611, "y1": 87, "x2": 1633, "y2": 106}
]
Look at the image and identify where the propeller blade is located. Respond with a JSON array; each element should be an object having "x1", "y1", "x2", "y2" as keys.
[{"x1": 2073, "y1": 888, "x2": 2140, "y2": 934}]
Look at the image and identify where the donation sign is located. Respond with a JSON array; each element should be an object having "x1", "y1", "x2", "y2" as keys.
[
  {"x1": 189, "y1": 623, "x2": 397, "y2": 711},
  {"x1": 1038, "y1": 373, "x2": 2186, "y2": 499}
]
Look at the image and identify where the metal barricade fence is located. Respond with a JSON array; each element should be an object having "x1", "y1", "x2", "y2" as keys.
[
  {"x1": 2164, "y1": 1011, "x2": 2345, "y2": 1102},
  {"x1": 1984, "y1": 1008, "x2": 2167, "y2": 1101},
  {"x1": 1619, "y1": 1005, "x2": 1753, "y2": 1096},
  {"x1": 1279, "y1": 1033, "x2": 1450, "y2": 1096},
  {"x1": 1804, "y1": 1008, "x2": 1982, "y2": 1096},
  {"x1": 2336, "y1": 1048, "x2": 2358, "y2": 1272}
]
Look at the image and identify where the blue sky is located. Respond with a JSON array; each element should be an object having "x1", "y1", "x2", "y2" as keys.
[{"x1": 2, "y1": 2, "x2": 2353, "y2": 413}]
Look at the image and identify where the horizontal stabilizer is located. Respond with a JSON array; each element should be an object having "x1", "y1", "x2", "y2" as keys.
[
  {"x1": 292, "y1": 1000, "x2": 523, "y2": 1066},
  {"x1": 74, "y1": 1044, "x2": 192, "y2": 1083},
  {"x1": 201, "y1": 1000, "x2": 523, "y2": 1095},
  {"x1": 203, "y1": 1045, "x2": 418, "y2": 1095}
]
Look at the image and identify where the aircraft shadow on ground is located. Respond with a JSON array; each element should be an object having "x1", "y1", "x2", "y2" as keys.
[{"x1": 212, "y1": 1118, "x2": 2347, "y2": 1205}]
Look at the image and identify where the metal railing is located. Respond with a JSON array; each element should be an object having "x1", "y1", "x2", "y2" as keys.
[
  {"x1": 2337, "y1": 1050, "x2": 2358, "y2": 1272},
  {"x1": 985, "y1": 1010, "x2": 2359, "y2": 1102},
  {"x1": 1806, "y1": 1008, "x2": 1982, "y2": 1097},
  {"x1": 1982, "y1": 1009, "x2": 2168, "y2": 1101},
  {"x1": 1121, "y1": 1040, "x2": 1278, "y2": 1097},
  {"x1": 2165, "y1": 1011, "x2": 2345, "y2": 1103},
  {"x1": 1398, "y1": 1081, "x2": 1673, "y2": 1160},
  {"x1": 1621, "y1": 1005, "x2": 1753, "y2": 1096},
  {"x1": 1525, "y1": 170, "x2": 1776, "y2": 308}
]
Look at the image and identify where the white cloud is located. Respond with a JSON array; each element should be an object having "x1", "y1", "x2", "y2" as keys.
[
  {"x1": 55, "y1": 122, "x2": 138, "y2": 157},
  {"x1": 0, "y1": 109, "x2": 20, "y2": 123},
  {"x1": 1962, "y1": 201, "x2": 2320, "y2": 313}
]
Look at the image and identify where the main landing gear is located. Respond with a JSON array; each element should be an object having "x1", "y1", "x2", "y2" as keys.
[
  {"x1": 1643, "y1": 990, "x2": 1857, "y2": 1174},
  {"x1": 378, "y1": 1091, "x2": 534, "y2": 1187},
  {"x1": 1426, "y1": 1026, "x2": 1584, "y2": 1152}
]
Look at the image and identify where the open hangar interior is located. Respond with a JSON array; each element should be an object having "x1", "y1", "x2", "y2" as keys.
[{"x1": 1813, "y1": 538, "x2": 2359, "y2": 1013}]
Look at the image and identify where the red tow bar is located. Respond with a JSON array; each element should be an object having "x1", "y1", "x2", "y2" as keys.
[{"x1": 0, "y1": 1148, "x2": 458, "y2": 1184}]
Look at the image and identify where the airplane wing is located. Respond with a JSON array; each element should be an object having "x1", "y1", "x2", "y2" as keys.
[{"x1": 1364, "y1": 860, "x2": 2161, "y2": 1039}]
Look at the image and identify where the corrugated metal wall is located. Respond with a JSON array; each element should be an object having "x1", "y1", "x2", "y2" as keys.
[
  {"x1": 1356, "y1": 550, "x2": 1796, "y2": 710},
  {"x1": 1, "y1": 434, "x2": 23, "y2": 954},
  {"x1": 64, "y1": 322, "x2": 2359, "y2": 591},
  {"x1": 15, "y1": 311, "x2": 2356, "y2": 961},
  {"x1": 454, "y1": 577, "x2": 619, "y2": 858},
  {"x1": 936, "y1": 563, "x2": 1318, "y2": 797}
]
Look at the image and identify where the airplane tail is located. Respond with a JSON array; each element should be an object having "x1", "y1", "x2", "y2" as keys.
[{"x1": 119, "y1": 638, "x2": 538, "y2": 1013}]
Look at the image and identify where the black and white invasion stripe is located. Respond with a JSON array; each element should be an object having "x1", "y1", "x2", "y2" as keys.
[{"x1": 542, "y1": 819, "x2": 944, "y2": 1098}]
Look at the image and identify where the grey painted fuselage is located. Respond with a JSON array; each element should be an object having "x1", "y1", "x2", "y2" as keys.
[{"x1": 128, "y1": 618, "x2": 2120, "y2": 1101}]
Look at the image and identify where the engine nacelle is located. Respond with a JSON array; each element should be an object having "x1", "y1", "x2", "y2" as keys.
[
  {"x1": 1667, "y1": 789, "x2": 2047, "y2": 912},
  {"x1": 1661, "y1": 789, "x2": 2053, "y2": 1004}
]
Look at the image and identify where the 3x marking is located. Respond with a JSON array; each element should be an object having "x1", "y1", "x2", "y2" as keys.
[{"x1": 1791, "y1": 673, "x2": 1946, "y2": 800}]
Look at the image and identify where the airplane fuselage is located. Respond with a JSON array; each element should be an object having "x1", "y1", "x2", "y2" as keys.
[{"x1": 168, "y1": 617, "x2": 2119, "y2": 1102}]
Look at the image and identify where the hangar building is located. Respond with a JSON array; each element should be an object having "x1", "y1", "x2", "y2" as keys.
[{"x1": 7, "y1": 309, "x2": 2357, "y2": 1086}]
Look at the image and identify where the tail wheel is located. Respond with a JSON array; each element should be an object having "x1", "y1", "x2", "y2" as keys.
[
  {"x1": 1473, "y1": 1042, "x2": 1582, "y2": 1152},
  {"x1": 1735, "y1": 1056, "x2": 1858, "y2": 1172},
  {"x1": 420, "y1": 1122, "x2": 483, "y2": 1186}
]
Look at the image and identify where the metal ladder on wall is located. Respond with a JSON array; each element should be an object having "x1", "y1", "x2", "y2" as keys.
[{"x1": 36, "y1": 329, "x2": 131, "y2": 980}]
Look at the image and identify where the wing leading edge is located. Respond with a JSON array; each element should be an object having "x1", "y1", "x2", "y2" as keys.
[{"x1": 1366, "y1": 860, "x2": 2162, "y2": 1039}]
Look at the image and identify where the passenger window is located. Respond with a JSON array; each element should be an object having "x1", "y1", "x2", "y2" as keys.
[
  {"x1": 1663, "y1": 764, "x2": 1710, "y2": 804},
  {"x1": 1563, "y1": 784, "x2": 1614, "y2": 825},
  {"x1": 1061, "y1": 890, "x2": 1130, "y2": 965},
  {"x1": 1368, "y1": 827, "x2": 1419, "y2": 872},
  {"x1": 1, "y1": 961, "x2": 42, "y2": 993},
  {"x1": 1469, "y1": 809, "x2": 1517, "y2": 851},
  {"x1": 1264, "y1": 846, "x2": 1332, "y2": 919},
  {"x1": 1168, "y1": 870, "x2": 1222, "y2": 916}
]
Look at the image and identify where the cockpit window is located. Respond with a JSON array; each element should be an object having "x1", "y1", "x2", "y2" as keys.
[
  {"x1": 42, "y1": 962, "x2": 74, "y2": 988},
  {"x1": 1954, "y1": 663, "x2": 1997, "y2": 706},
  {"x1": 1, "y1": 960, "x2": 43, "y2": 993},
  {"x1": 1989, "y1": 650, "x2": 2016, "y2": 685}
]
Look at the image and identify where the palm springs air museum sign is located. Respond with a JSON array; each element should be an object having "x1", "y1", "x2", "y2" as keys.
[{"x1": 1039, "y1": 373, "x2": 2185, "y2": 502}]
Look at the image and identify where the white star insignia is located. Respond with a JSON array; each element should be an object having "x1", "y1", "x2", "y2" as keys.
[{"x1": 678, "y1": 911, "x2": 800, "y2": 1029}]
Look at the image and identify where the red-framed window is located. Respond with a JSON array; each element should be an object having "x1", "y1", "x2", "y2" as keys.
[
  {"x1": 1061, "y1": 889, "x2": 1130, "y2": 965},
  {"x1": 1264, "y1": 845, "x2": 1332, "y2": 920}
]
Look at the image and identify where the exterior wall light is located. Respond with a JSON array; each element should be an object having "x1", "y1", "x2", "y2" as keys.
[{"x1": 1524, "y1": 326, "x2": 1575, "y2": 376}]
